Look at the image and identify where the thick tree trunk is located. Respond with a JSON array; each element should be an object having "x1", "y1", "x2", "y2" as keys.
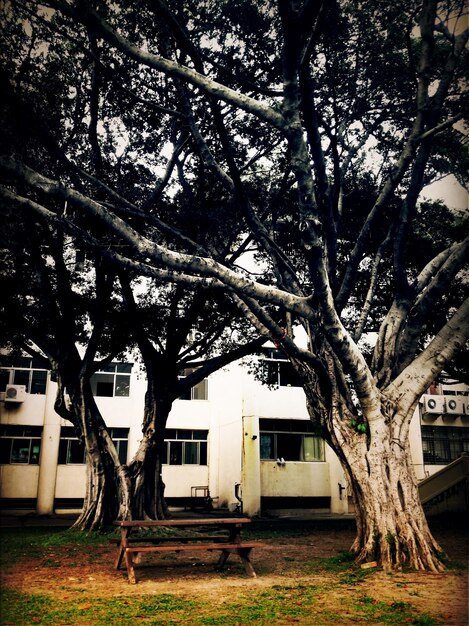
[
  {"x1": 62, "y1": 380, "x2": 132, "y2": 530},
  {"x1": 297, "y1": 360, "x2": 446, "y2": 571},
  {"x1": 73, "y1": 424, "x2": 132, "y2": 531},
  {"x1": 127, "y1": 390, "x2": 171, "y2": 520},
  {"x1": 344, "y1": 425, "x2": 444, "y2": 571},
  {"x1": 129, "y1": 437, "x2": 168, "y2": 520},
  {"x1": 73, "y1": 437, "x2": 109, "y2": 531}
]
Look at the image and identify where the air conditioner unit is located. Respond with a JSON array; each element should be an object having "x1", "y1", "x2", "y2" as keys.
[
  {"x1": 422, "y1": 395, "x2": 445, "y2": 415},
  {"x1": 445, "y1": 397, "x2": 465, "y2": 415},
  {"x1": 189, "y1": 331, "x2": 203, "y2": 343},
  {"x1": 4, "y1": 384, "x2": 27, "y2": 403}
]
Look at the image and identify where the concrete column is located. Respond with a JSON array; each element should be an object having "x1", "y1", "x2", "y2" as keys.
[
  {"x1": 241, "y1": 414, "x2": 261, "y2": 516},
  {"x1": 36, "y1": 422, "x2": 61, "y2": 515},
  {"x1": 36, "y1": 379, "x2": 61, "y2": 515}
]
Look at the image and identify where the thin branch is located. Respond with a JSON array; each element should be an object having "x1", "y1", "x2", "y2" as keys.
[
  {"x1": 388, "y1": 297, "x2": 469, "y2": 415},
  {"x1": 46, "y1": 0, "x2": 285, "y2": 129},
  {"x1": 0, "y1": 164, "x2": 314, "y2": 317},
  {"x1": 353, "y1": 230, "x2": 392, "y2": 342}
]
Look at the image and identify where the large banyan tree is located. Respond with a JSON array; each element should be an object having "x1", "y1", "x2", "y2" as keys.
[{"x1": 1, "y1": 0, "x2": 468, "y2": 568}]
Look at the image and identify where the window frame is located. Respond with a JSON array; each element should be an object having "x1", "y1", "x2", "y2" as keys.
[
  {"x1": 259, "y1": 419, "x2": 325, "y2": 462},
  {"x1": 57, "y1": 426, "x2": 129, "y2": 465},
  {"x1": 178, "y1": 368, "x2": 208, "y2": 400},
  {"x1": 162, "y1": 429, "x2": 208, "y2": 466},
  {"x1": 260, "y1": 349, "x2": 302, "y2": 388},
  {"x1": 0, "y1": 362, "x2": 48, "y2": 395},
  {"x1": 90, "y1": 362, "x2": 132, "y2": 398},
  {"x1": 0, "y1": 425, "x2": 42, "y2": 464}
]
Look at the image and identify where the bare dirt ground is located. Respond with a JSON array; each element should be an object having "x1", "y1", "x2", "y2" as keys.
[{"x1": 1, "y1": 520, "x2": 468, "y2": 625}]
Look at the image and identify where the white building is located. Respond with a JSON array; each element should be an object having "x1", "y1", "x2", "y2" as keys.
[{"x1": 1, "y1": 353, "x2": 468, "y2": 517}]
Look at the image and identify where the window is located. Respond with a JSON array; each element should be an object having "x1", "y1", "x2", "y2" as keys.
[
  {"x1": 261, "y1": 349, "x2": 302, "y2": 387},
  {"x1": 0, "y1": 357, "x2": 48, "y2": 395},
  {"x1": 58, "y1": 427, "x2": 129, "y2": 464},
  {"x1": 422, "y1": 426, "x2": 469, "y2": 465},
  {"x1": 58, "y1": 428, "x2": 85, "y2": 465},
  {"x1": 259, "y1": 419, "x2": 324, "y2": 462},
  {"x1": 178, "y1": 368, "x2": 208, "y2": 400},
  {"x1": 0, "y1": 425, "x2": 42, "y2": 464},
  {"x1": 90, "y1": 363, "x2": 132, "y2": 397},
  {"x1": 162, "y1": 429, "x2": 208, "y2": 465}
]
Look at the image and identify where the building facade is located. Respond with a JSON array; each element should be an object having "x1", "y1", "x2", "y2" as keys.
[{"x1": 1, "y1": 353, "x2": 468, "y2": 517}]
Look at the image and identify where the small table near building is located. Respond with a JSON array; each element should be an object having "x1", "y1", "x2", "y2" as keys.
[{"x1": 113, "y1": 517, "x2": 265, "y2": 583}]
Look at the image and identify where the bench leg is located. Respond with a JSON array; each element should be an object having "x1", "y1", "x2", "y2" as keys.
[
  {"x1": 115, "y1": 546, "x2": 125, "y2": 571},
  {"x1": 115, "y1": 528, "x2": 131, "y2": 570},
  {"x1": 215, "y1": 549, "x2": 231, "y2": 571},
  {"x1": 236, "y1": 548, "x2": 256, "y2": 578},
  {"x1": 124, "y1": 549, "x2": 137, "y2": 584}
]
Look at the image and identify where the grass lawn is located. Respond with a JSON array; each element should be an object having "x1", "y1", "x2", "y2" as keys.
[{"x1": 0, "y1": 525, "x2": 466, "y2": 625}]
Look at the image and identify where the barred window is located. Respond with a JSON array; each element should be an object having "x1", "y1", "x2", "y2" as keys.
[{"x1": 421, "y1": 426, "x2": 469, "y2": 465}]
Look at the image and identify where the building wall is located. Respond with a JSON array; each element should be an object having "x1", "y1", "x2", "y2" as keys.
[
  {"x1": 1, "y1": 360, "x2": 467, "y2": 517},
  {"x1": 415, "y1": 379, "x2": 469, "y2": 479}
]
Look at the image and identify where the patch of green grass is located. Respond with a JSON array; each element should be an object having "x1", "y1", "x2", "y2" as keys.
[
  {"x1": 339, "y1": 568, "x2": 370, "y2": 585},
  {"x1": 41, "y1": 558, "x2": 61, "y2": 568},
  {"x1": 1, "y1": 586, "x2": 444, "y2": 626},
  {"x1": 352, "y1": 596, "x2": 442, "y2": 625},
  {"x1": 0, "y1": 581, "x2": 447, "y2": 626},
  {"x1": 358, "y1": 594, "x2": 375, "y2": 604},
  {"x1": 304, "y1": 549, "x2": 374, "y2": 584},
  {"x1": 0, "y1": 526, "x2": 117, "y2": 569},
  {"x1": 0, "y1": 526, "x2": 116, "y2": 548},
  {"x1": 0, "y1": 589, "x2": 196, "y2": 626},
  {"x1": 243, "y1": 527, "x2": 310, "y2": 540},
  {"x1": 412, "y1": 615, "x2": 440, "y2": 626},
  {"x1": 304, "y1": 549, "x2": 354, "y2": 572},
  {"x1": 441, "y1": 558, "x2": 466, "y2": 571},
  {"x1": 195, "y1": 584, "x2": 322, "y2": 625}
]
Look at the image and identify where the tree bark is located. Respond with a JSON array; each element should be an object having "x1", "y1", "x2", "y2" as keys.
[
  {"x1": 57, "y1": 374, "x2": 132, "y2": 531},
  {"x1": 296, "y1": 357, "x2": 446, "y2": 571},
  {"x1": 127, "y1": 390, "x2": 171, "y2": 521},
  {"x1": 344, "y1": 413, "x2": 444, "y2": 571}
]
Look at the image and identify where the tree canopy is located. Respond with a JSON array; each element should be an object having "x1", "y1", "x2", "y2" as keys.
[{"x1": 1, "y1": 0, "x2": 468, "y2": 569}]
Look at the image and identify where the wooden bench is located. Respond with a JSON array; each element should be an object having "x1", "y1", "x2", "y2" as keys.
[
  {"x1": 113, "y1": 518, "x2": 265, "y2": 583},
  {"x1": 123, "y1": 541, "x2": 264, "y2": 584}
]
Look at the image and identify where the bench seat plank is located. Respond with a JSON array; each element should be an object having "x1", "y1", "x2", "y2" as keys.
[
  {"x1": 125, "y1": 541, "x2": 265, "y2": 552},
  {"x1": 114, "y1": 518, "x2": 251, "y2": 528},
  {"x1": 110, "y1": 535, "x2": 227, "y2": 544},
  {"x1": 122, "y1": 542, "x2": 266, "y2": 583}
]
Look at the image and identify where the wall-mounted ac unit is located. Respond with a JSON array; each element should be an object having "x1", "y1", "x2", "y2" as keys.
[
  {"x1": 188, "y1": 331, "x2": 203, "y2": 343},
  {"x1": 422, "y1": 395, "x2": 445, "y2": 415},
  {"x1": 445, "y1": 397, "x2": 465, "y2": 415},
  {"x1": 4, "y1": 384, "x2": 27, "y2": 403}
]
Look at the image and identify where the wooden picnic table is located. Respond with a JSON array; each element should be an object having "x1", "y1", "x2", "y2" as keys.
[{"x1": 113, "y1": 518, "x2": 265, "y2": 583}]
